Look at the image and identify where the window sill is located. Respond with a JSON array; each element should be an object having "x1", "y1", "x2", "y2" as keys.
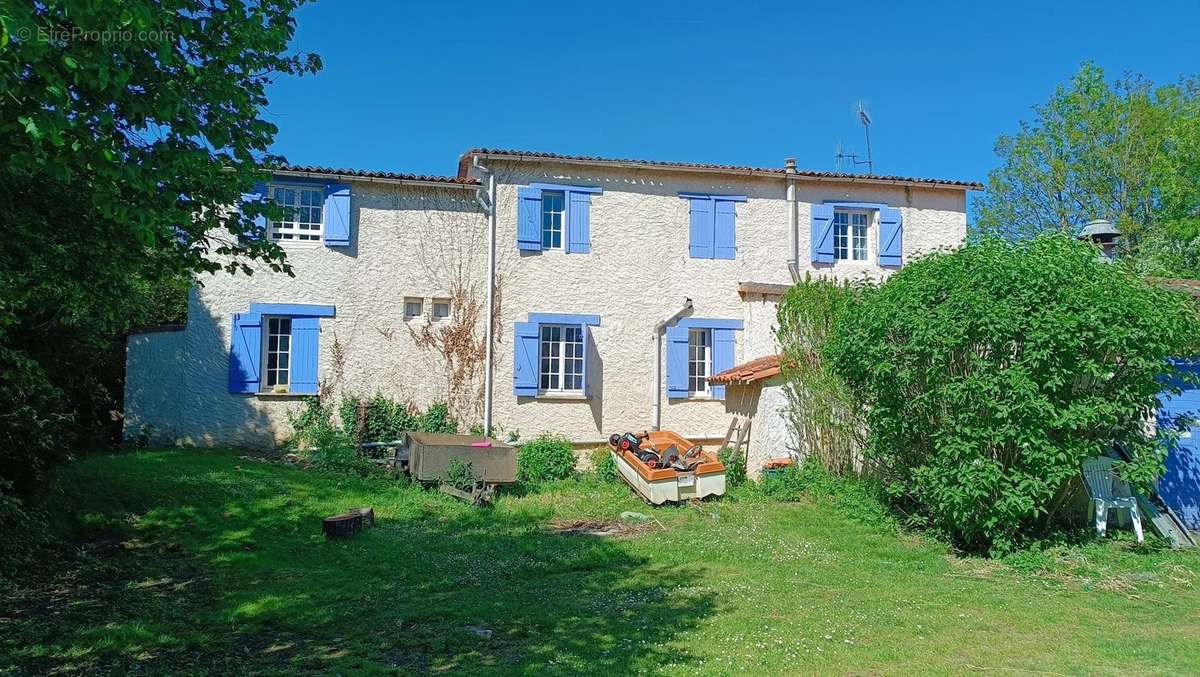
[
  {"x1": 254, "y1": 391, "x2": 308, "y2": 399},
  {"x1": 536, "y1": 392, "x2": 590, "y2": 401},
  {"x1": 270, "y1": 240, "x2": 325, "y2": 249}
]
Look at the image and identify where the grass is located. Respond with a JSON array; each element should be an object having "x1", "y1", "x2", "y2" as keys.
[{"x1": 1, "y1": 448, "x2": 1198, "y2": 675}]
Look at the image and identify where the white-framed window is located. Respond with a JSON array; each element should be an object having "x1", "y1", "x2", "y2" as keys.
[
  {"x1": 539, "y1": 324, "x2": 584, "y2": 393},
  {"x1": 404, "y1": 297, "x2": 423, "y2": 319},
  {"x1": 541, "y1": 191, "x2": 565, "y2": 249},
  {"x1": 262, "y1": 316, "x2": 292, "y2": 390},
  {"x1": 833, "y1": 209, "x2": 870, "y2": 261},
  {"x1": 688, "y1": 328, "x2": 711, "y2": 396},
  {"x1": 431, "y1": 299, "x2": 451, "y2": 320},
  {"x1": 270, "y1": 185, "x2": 324, "y2": 242}
]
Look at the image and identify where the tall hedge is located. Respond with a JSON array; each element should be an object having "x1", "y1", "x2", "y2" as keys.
[{"x1": 826, "y1": 234, "x2": 1200, "y2": 553}]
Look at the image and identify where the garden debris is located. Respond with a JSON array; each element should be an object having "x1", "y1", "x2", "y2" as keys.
[
  {"x1": 620, "y1": 511, "x2": 650, "y2": 522},
  {"x1": 550, "y1": 519, "x2": 654, "y2": 538},
  {"x1": 466, "y1": 626, "x2": 493, "y2": 639}
]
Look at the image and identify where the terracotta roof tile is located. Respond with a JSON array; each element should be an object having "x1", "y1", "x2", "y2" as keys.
[
  {"x1": 276, "y1": 164, "x2": 479, "y2": 186},
  {"x1": 461, "y1": 148, "x2": 982, "y2": 190},
  {"x1": 1150, "y1": 277, "x2": 1200, "y2": 298},
  {"x1": 708, "y1": 353, "x2": 784, "y2": 385}
]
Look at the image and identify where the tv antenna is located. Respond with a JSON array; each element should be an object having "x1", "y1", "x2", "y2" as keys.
[{"x1": 834, "y1": 101, "x2": 874, "y2": 174}]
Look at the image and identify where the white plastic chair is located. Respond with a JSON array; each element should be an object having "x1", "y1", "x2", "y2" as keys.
[{"x1": 1081, "y1": 456, "x2": 1144, "y2": 543}]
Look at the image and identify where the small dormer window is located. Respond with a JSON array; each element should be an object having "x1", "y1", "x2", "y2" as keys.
[{"x1": 270, "y1": 185, "x2": 324, "y2": 241}]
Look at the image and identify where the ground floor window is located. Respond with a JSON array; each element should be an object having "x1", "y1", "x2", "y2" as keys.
[
  {"x1": 539, "y1": 324, "x2": 583, "y2": 393},
  {"x1": 688, "y1": 328, "x2": 711, "y2": 396},
  {"x1": 263, "y1": 316, "x2": 291, "y2": 390}
]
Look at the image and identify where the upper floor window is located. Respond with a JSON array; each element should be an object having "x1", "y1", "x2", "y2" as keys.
[
  {"x1": 539, "y1": 324, "x2": 583, "y2": 393},
  {"x1": 833, "y1": 209, "x2": 869, "y2": 261},
  {"x1": 431, "y1": 298, "x2": 451, "y2": 320},
  {"x1": 404, "y1": 297, "x2": 423, "y2": 319},
  {"x1": 688, "y1": 328, "x2": 711, "y2": 396},
  {"x1": 263, "y1": 316, "x2": 292, "y2": 391},
  {"x1": 683, "y1": 193, "x2": 745, "y2": 260},
  {"x1": 541, "y1": 191, "x2": 565, "y2": 250},
  {"x1": 271, "y1": 185, "x2": 324, "y2": 242}
]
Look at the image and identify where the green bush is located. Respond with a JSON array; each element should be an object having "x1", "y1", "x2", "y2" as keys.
[
  {"x1": 757, "y1": 461, "x2": 892, "y2": 526},
  {"x1": 775, "y1": 276, "x2": 865, "y2": 474},
  {"x1": 286, "y1": 397, "x2": 369, "y2": 474},
  {"x1": 718, "y1": 447, "x2": 747, "y2": 487},
  {"x1": 442, "y1": 457, "x2": 478, "y2": 490},
  {"x1": 826, "y1": 234, "x2": 1200, "y2": 553},
  {"x1": 589, "y1": 446, "x2": 617, "y2": 482},
  {"x1": 517, "y1": 433, "x2": 577, "y2": 484}
]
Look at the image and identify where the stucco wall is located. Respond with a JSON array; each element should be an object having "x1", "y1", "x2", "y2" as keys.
[
  {"x1": 483, "y1": 161, "x2": 966, "y2": 444},
  {"x1": 124, "y1": 159, "x2": 967, "y2": 450},
  {"x1": 124, "y1": 181, "x2": 487, "y2": 447}
]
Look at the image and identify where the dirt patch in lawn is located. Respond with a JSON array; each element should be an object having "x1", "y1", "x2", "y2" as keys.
[{"x1": 549, "y1": 519, "x2": 656, "y2": 538}]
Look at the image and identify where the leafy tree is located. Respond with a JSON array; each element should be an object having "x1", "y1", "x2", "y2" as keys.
[
  {"x1": 826, "y1": 234, "x2": 1200, "y2": 553},
  {"x1": 974, "y1": 63, "x2": 1200, "y2": 278},
  {"x1": 0, "y1": 2, "x2": 319, "y2": 496}
]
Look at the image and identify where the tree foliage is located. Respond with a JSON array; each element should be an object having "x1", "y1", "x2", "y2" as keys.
[
  {"x1": 0, "y1": 1, "x2": 318, "y2": 495},
  {"x1": 974, "y1": 63, "x2": 1200, "y2": 278},
  {"x1": 826, "y1": 235, "x2": 1200, "y2": 553}
]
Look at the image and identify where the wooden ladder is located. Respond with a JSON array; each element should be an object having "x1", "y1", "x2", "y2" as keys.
[{"x1": 721, "y1": 416, "x2": 752, "y2": 465}]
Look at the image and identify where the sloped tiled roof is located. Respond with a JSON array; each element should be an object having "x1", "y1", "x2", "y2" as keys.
[
  {"x1": 276, "y1": 164, "x2": 479, "y2": 186},
  {"x1": 1151, "y1": 277, "x2": 1200, "y2": 298},
  {"x1": 460, "y1": 148, "x2": 982, "y2": 190},
  {"x1": 708, "y1": 354, "x2": 784, "y2": 385}
]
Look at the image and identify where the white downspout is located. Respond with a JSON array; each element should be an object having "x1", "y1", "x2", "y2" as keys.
[
  {"x1": 785, "y1": 157, "x2": 800, "y2": 282},
  {"x1": 651, "y1": 298, "x2": 693, "y2": 431},
  {"x1": 474, "y1": 156, "x2": 497, "y2": 437}
]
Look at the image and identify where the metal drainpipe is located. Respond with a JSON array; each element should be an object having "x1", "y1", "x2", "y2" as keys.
[
  {"x1": 474, "y1": 156, "x2": 497, "y2": 437},
  {"x1": 785, "y1": 157, "x2": 800, "y2": 282},
  {"x1": 651, "y1": 298, "x2": 693, "y2": 431}
]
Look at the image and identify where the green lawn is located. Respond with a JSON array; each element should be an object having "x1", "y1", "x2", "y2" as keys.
[{"x1": 2, "y1": 449, "x2": 1198, "y2": 675}]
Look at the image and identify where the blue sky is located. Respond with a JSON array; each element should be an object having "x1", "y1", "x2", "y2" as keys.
[{"x1": 266, "y1": 0, "x2": 1199, "y2": 196}]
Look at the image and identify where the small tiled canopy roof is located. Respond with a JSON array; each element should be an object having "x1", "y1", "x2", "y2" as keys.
[
  {"x1": 708, "y1": 354, "x2": 783, "y2": 385},
  {"x1": 1151, "y1": 277, "x2": 1200, "y2": 298}
]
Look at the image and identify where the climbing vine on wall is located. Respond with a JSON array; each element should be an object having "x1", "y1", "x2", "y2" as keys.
[{"x1": 775, "y1": 275, "x2": 867, "y2": 475}]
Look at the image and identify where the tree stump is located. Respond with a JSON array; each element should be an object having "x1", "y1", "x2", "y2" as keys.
[
  {"x1": 348, "y1": 507, "x2": 374, "y2": 527},
  {"x1": 323, "y1": 513, "x2": 363, "y2": 539}
]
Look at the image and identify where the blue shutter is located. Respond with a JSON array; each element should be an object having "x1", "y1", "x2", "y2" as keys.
[
  {"x1": 240, "y1": 183, "x2": 268, "y2": 241},
  {"x1": 811, "y1": 203, "x2": 835, "y2": 263},
  {"x1": 689, "y1": 198, "x2": 714, "y2": 259},
  {"x1": 513, "y1": 321, "x2": 540, "y2": 396},
  {"x1": 517, "y1": 187, "x2": 543, "y2": 251},
  {"x1": 290, "y1": 316, "x2": 320, "y2": 394},
  {"x1": 567, "y1": 191, "x2": 591, "y2": 254},
  {"x1": 666, "y1": 324, "x2": 689, "y2": 398},
  {"x1": 323, "y1": 183, "x2": 351, "y2": 246},
  {"x1": 711, "y1": 328, "x2": 736, "y2": 400},
  {"x1": 582, "y1": 324, "x2": 596, "y2": 397},
  {"x1": 228, "y1": 312, "x2": 262, "y2": 393},
  {"x1": 878, "y1": 206, "x2": 903, "y2": 266},
  {"x1": 714, "y1": 199, "x2": 736, "y2": 260}
]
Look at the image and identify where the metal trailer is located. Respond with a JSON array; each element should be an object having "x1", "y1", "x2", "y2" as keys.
[{"x1": 369, "y1": 433, "x2": 517, "y2": 505}]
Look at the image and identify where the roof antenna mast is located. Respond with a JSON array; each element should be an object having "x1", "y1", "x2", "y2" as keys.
[{"x1": 833, "y1": 101, "x2": 875, "y2": 174}]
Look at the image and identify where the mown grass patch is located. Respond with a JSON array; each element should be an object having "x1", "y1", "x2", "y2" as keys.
[{"x1": 2, "y1": 448, "x2": 1197, "y2": 675}]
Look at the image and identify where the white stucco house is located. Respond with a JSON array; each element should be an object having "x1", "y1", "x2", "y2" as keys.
[{"x1": 124, "y1": 148, "x2": 979, "y2": 472}]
